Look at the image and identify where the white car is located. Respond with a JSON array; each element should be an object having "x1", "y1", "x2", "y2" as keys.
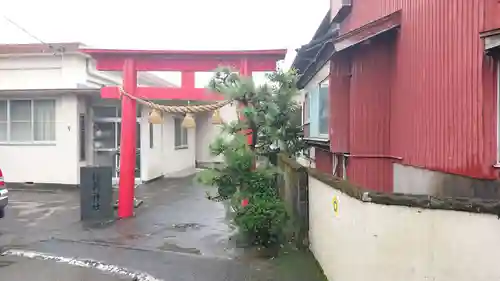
[{"x1": 0, "y1": 168, "x2": 8, "y2": 218}]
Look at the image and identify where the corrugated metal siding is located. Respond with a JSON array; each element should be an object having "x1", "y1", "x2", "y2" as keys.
[
  {"x1": 315, "y1": 148, "x2": 333, "y2": 174},
  {"x1": 484, "y1": 0, "x2": 500, "y2": 31},
  {"x1": 347, "y1": 37, "x2": 395, "y2": 192},
  {"x1": 336, "y1": 0, "x2": 499, "y2": 180},
  {"x1": 482, "y1": 0, "x2": 500, "y2": 179},
  {"x1": 329, "y1": 55, "x2": 351, "y2": 153},
  {"x1": 482, "y1": 56, "x2": 498, "y2": 177}
]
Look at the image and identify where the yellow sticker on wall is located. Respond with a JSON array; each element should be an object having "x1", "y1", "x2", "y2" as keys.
[{"x1": 332, "y1": 196, "x2": 339, "y2": 217}]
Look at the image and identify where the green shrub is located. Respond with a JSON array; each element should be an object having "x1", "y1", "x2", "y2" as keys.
[
  {"x1": 234, "y1": 194, "x2": 289, "y2": 247},
  {"x1": 197, "y1": 68, "x2": 303, "y2": 248}
]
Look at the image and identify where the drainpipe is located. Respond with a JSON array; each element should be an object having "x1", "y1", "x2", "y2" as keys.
[{"x1": 85, "y1": 58, "x2": 120, "y2": 86}]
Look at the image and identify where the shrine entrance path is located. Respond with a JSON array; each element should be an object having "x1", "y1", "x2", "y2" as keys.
[{"x1": 0, "y1": 175, "x2": 325, "y2": 281}]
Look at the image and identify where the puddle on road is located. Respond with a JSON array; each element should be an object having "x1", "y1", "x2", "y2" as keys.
[
  {"x1": 103, "y1": 233, "x2": 145, "y2": 245},
  {"x1": 0, "y1": 260, "x2": 16, "y2": 268},
  {"x1": 84, "y1": 239, "x2": 126, "y2": 246},
  {"x1": 157, "y1": 242, "x2": 202, "y2": 255},
  {"x1": 121, "y1": 234, "x2": 143, "y2": 240},
  {"x1": 82, "y1": 220, "x2": 116, "y2": 230},
  {"x1": 167, "y1": 223, "x2": 204, "y2": 232}
]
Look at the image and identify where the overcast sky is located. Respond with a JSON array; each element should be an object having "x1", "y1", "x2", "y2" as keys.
[
  {"x1": 0, "y1": 0, "x2": 329, "y2": 85},
  {"x1": 0, "y1": 0, "x2": 329, "y2": 67}
]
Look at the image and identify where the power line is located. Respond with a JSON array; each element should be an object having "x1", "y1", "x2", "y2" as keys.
[
  {"x1": 2, "y1": 15, "x2": 63, "y2": 54},
  {"x1": 3, "y1": 15, "x2": 47, "y2": 45}
]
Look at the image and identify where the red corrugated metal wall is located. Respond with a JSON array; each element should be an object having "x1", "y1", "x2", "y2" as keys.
[
  {"x1": 332, "y1": 0, "x2": 499, "y2": 182},
  {"x1": 315, "y1": 148, "x2": 333, "y2": 174},
  {"x1": 484, "y1": 0, "x2": 500, "y2": 31},
  {"x1": 348, "y1": 37, "x2": 395, "y2": 192},
  {"x1": 330, "y1": 55, "x2": 351, "y2": 153}
]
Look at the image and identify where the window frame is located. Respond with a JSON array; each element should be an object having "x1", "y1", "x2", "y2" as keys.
[
  {"x1": 318, "y1": 77, "x2": 329, "y2": 137},
  {"x1": 79, "y1": 114, "x2": 86, "y2": 161},
  {"x1": 307, "y1": 76, "x2": 330, "y2": 140},
  {"x1": 302, "y1": 92, "x2": 311, "y2": 125},
  {"x1": 496, "y1": 60, "x2": 500, "y2": 163},
  {"x1": 149, "y1": 123, "x2": 154, "y2": 149},
  {"x1": 173, "y1": 117, "x2": 189, "y2": 149},
  {"x1": 0, "y1": 98, "x2": 57, "y2": 145}
]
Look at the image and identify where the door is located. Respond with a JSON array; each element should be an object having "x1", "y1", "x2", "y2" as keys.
[
  {"x1": 116, "y1": 122, "x2": 141, "y2": 179},
  {"x1": 92, "y1": 105, "x2": 141, "y2": 184}
]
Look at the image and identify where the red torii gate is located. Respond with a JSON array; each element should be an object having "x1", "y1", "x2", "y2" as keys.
[{"x1": 81, "y1": 48, "x2": 286, "y2": 219}]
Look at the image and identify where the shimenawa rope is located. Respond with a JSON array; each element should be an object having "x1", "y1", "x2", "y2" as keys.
[{"x1": 118, "y1": 86, "x2": 231, "y2": 113}]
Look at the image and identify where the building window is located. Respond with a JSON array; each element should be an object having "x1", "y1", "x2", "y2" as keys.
[
  {"x1": 0, "y1": 101, "x2": 6, "y2": 141},
  {"x1": 307, "y1": 77, "x2": 329, "y2": 139},
  {"x1": 303, "y1": 93, "x2": 310, "y2": 125},
  {"x1": 149, "y1": 123, "x2": 154, "y2": 148},
  {"x1": 0, "y1": 99, "x2": 56, "y2": 143},
  {"x1": 79, "y1": 114, "x2": 86, "y2": 161},
  {"x1": 174, "y1": 117, "x2": 188, "y2": 149},
  {"x1": 497, "y1": 60, "x2": 500, "y2": 162},
  {"x1": 318, "y1": 78, "x2": 329, "y2": 135}
]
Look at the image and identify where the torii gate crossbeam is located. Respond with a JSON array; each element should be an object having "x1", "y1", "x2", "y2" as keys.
[{"x1": 81, "y1": 48, "x2": 286, "y2": 218}]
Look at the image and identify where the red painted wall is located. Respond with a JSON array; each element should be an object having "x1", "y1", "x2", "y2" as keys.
[
  {"x1": 484, "y1": 0, "x2": 500, "y2": 32},
  {"x1": 316, "y1": 148, "x2": 333, "y2": 174},
  {"x1": 330, "y1": 55, "x2": 351, "y2": 153},
  {"x1": 348, "y1": 37, "x2": 395, "y2": 192},
  {"x1": 332, "y1": 0, "x2": 499, "y2": 182}
]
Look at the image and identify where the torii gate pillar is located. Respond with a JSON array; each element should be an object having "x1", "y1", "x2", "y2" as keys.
[{"x1": 118, "y1": 59, "x2": 138, "y2": 218}]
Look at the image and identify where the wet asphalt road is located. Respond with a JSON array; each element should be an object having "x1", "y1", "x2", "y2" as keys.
[
  {"x1": 0, "y1": 255, "x2": 127, "y2": 280},
  {"x1": 0, "y1": 176, "x2": 325, "y2": 281}
]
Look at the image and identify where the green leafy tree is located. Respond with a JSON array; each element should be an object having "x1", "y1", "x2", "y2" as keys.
[{"x1": 198, "y1": 67, "x2": 304, "y2": 247}]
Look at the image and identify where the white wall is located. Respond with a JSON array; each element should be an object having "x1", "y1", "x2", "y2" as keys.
[
  {"x1": 141, "y1": 108, "x2": 159, "y2": 181},
  {"x1": 0, "y1": 53, "x2": 120, "y2": 186},
  {"x1": 195, "y1": 103, "x2": 238, "y2": 164},
  {"x1": 296, "y1": 62, "x2": 330, "y2": 167},
  {"x1": 0, "y1": 95, "x2": 79, "y2": 184},
  {"x1": 142, "y1": 108, "x2": 196, "y2": 181},
  {"x1": 0, "y1": 52, "x2": 177, "y2": 185},
  {"x1": 308, "y1": 176, "x2": 500, "y2": 281},
  {"x1": 303, "y1": 62, "x2": 330, "y2": 96},
  {"x1": 0, "y1": 53, "x2": 176, "y2": 90},
  {"x1": 195, "y1": 112, "x2": 213, "y2": 164},
  {"x1": 0, "y1": 54, "x2": 123, "y2": 89},
  {"x1": 162, "y1": 113, "x2": 196, "y2": 178}
]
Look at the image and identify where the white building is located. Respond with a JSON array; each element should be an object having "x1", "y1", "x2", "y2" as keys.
[
  {"x1": 0, "y1": 43, "x2": 235, "y2": 187},
  {"x1": 291, "y1": 11, "x2": 338, "y2": 176}
]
